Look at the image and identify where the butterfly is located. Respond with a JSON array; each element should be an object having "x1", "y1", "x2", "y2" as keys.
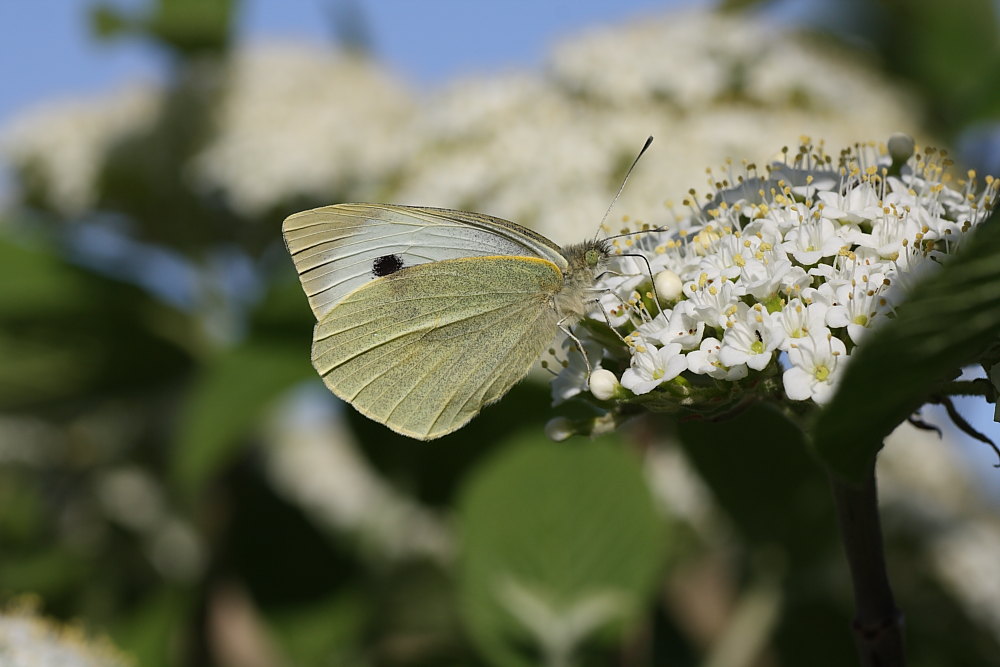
[{"x1": 283, "y1": 203, "x2": 611, "y2": 440}]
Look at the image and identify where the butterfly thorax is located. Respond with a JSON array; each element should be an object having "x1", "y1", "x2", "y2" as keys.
[{"x1": 555, "y1": 240, "x2": 611, "y2": 320}]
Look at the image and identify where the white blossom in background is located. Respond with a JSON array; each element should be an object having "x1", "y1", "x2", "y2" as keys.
[
  {"x1": 550, "y1": 10, "x2": 914, "y2": 119},
  {"x1": 95, "y1": 468, "x2": 205, "y2": 583},
  {"x1": 1, "y1": 85, "x2": 159, "y2": 215},
  {"x1": 190, "y1": 44, "x2": 418, "y2": 216},
  {"x1": 880, "y1": 421, "x2": 1000, "y2": 641},
  {"x1": 554, "y1": 137, "x2": 998, "y2": 410},
  {"x1": 0, "y1": 602, "x2": 131, "y2": 667},
  {"x1": 0, "y1": 45, "x2": 416, "y2": 221},
  {"x1": 393, "y1": 72, "x2": 626, "y2": 245},
  {"x1": 386, "y1": 9, "x2": 923, "y2": 244},
  {"x1": 263, "y1": 387, "x2": 452, "y2": 563},
  {"x1": 2, "y1": 9, "x2": 922, "y2": 244}
]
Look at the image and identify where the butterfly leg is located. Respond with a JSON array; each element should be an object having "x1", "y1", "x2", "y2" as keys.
[
  {"x1": 557, "y1": 320, "x2": 592, "y2": 378},
  {"x1": 598, "y1": 252, "x2": 661, "y2": 313},
  {"x1": 590, "y1": 297, "x2": 628, "y2": 344}
]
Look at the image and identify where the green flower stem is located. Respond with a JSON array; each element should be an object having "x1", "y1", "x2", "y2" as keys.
[{"x1": 828, "y1": 462, "x2": 906, "y2": 667}]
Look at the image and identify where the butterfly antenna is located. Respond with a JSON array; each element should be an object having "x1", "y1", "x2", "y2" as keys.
[{"x1": 595, "y1": 135, "x2": 654, "y2": 241}]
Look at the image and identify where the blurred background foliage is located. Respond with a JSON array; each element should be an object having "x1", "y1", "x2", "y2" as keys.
[{"x1": 1, "y1": 0, "x2": 999, "y2": 665}]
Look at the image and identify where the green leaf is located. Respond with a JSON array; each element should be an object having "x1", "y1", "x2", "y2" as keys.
[
  {"x1": 880, "y1": 0, "x2": 1000, "y2": 126},
  {"x1": 0, "y1": 546, "x2": 88, "y2": 597},
  {"x1": 89, "y1": 0, "x2": 237, "y2": 54},
  {"x1": 146, "y1": 0, "x2": 236, "y2": 53},
  {"x1": 267, "y1": 591, "x2": 369, "y2": 667},
  {"x1": 457, "y1": 433, "x2": 666, "y2": 667},
  {"x1": 0, "y1": 235, "x2": 192, "y2": 409},
  {"x1": 110, "y1": 589, "x2": 191, "y2": 667},
  {"x1": 677, "y1": 405, "x2": 836, "y2": 563},
  {"x1": 170, "y1": 341, "x2": 312, "y2": 497},
  {"x1": 813, "y1": 209, "x2": 1000, "y2": 481}
]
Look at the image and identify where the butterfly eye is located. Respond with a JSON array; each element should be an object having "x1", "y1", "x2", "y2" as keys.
[
  {"x1": 585, "y1": 249, "x2": 601, "y2": 267},
  {"x1": 373, "y1": 254, "x2": 404, "y2": 277}
]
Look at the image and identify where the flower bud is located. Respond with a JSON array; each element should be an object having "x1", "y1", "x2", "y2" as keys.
[
  {"x1": 544, "y1": 417, "x2": 576, "y2": 441},
  {"x1": 888, "y1": 133, "x2": 915, "y2": 164},
  {"x1": 588, "y1": 368, "x2": 621, "y2": 401},
  {"x1": 654, "y1": 269, "x2": 683, "y2": 303}
]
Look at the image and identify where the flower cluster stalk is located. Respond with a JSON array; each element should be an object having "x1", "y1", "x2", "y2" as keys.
[{"x1": 829, "y1": 463, "x2": 906, "y2": 667}]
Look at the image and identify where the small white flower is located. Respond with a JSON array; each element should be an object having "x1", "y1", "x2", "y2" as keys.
[
  {"x1": 825, "y1": 272, "x2": 891, "y2": 344},
  {"x1": 683, "y1": 277, "x2": 741, "y2": 328},
  {"x1": 738, "y1": 252, "x2": 795, "y2": 301},
  {"x1": 645, "y1": 301, "x2": 705, "y2": 350},
  {"x1": 783, "y1": 333, "x2": 849, "y2": 404},
  {"x1": 551, "y1": 336, "x2": 605, "y2": 405},
  {"x1": 634, "y1": 311, "x2": 672, "y2": 344},
  {"x1": 545, "y1": 417, "x2": 576, "y2": 442},
  {"x1": 846, "y1": 206, "x2": 924, "y2": 259},
  {"x1": 780, "y1": 216, "x2": 846, "y2": 266},
  {"x1": 687, "y1": 337, "x2": 748, "y2": 381},
  {"x1": 588, "y1": 369, "x2": 621, "y2": 400},
  {"x1": 698, "y1": 233, "x2": 748, "y2": 281},
  {"x1": 595, "y1": 290, "x2": 635, "y2": 328},
  {"x1": 774, "y1": 298, "x2": 828, "y2": 351},
  {"x1": 757, "y1": 201, "x2": 814, "y2": 236},
  {"x1": 817, "y1": 182, "x2": 883, "y2": 224},
  {"x1": 620, "y1": 342, "x2": 687, "y2": 395},
  {"x1": 884, "y1": 242, "x2": 940, "y2": 302},
  {"x1": 718, "y1": 304, "x2": 784, "y2": 371},
  {"x1": 777, "y1": 264, "x2": 813, "y2": 299}
]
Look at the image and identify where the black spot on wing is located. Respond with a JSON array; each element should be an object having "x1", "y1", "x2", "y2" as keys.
[{"x1": 373, "y1": 254, "x2": 404, "y2": 277}]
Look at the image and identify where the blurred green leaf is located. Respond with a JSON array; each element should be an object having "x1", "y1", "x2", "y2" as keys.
[
  {"x1": 225, "y1": 462, "x2": 361, "y2": 608},
  {"x1": 89, "y1": 0, "x2": 237, "y2": 54},
  {"x1": 0, "y1": 547, "x2": 89, "y2": 598},
  {"x1": 89, "y1": 2, "x2": 130, "y2": 40},
  {"x1": 147, "y1": 0, "x2": 237, "y2": 53},
  {"x1": 0, "y1": 472, "x2": 46, "y2": 545},
  {"x1": 268, "y1": 591, "x2": 369, "y2": 667},
  {"x1": 808, "y1": 0, "x2": 1000, "y2": 135},
  {"x1": 246, "y1": 268, "x2": 315, "y2": 336},
  {"x1": 813, "y1": 210, "x2": 1000, "y2": 481},
  {"x1": 111, "y1": 589, "x2": 191, "y2": 667},
  {"x1": 0, "y1": 235, "x2": 192, "y2": 409},
  {"x1": 879, "y1": 0, "x2": 1000, "y2": 127},
  {"x1": 676, "y1": 405, "x2": 836, "y2": 562},
  {"x1": 457, "y1": 433, "x2": 665, "y2": 667},
  {"x1": 353, "y1": 380, "x2": 555, "y2": 509},
  {"x1": 676, "y1": 406, "x2": 854, "y2": 667},
  {"x1": 170, "y1": 341, "x2": 312, "y2": 496}
]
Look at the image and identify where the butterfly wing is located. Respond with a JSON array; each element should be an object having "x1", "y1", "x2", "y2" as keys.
[
  {"x1": 312, "y1": 255, "x2": 563, "y2": 440},
  {"x1": 283, "y1": 203, "x2": 568, "y2": 319}
]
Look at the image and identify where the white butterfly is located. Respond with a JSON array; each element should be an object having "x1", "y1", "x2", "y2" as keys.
[{"x1": 283, "y1": 203, "x2": 611, "y2": 440}]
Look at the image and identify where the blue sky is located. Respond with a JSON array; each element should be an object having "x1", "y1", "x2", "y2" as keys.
[{"x1": 0, "y1": 0, "x2": 702, "y2": 127}]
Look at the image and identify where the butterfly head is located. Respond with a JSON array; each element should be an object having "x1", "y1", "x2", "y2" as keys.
[
  {"x1": 553, "y1": 239, "x2": 612, "y2": 320},
  {"x1": 585, "y1": 246, "x2": 603, "y2": 269}
]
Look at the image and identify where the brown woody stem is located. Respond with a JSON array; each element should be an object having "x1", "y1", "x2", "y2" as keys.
[{"x1": 828, "y1": 462, "x2": 906, "y2": 667}]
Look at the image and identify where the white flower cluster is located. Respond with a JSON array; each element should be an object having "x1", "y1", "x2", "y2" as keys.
[
  {"x1": 394, "y1": 11, "x2": 922, "y2": 245},
  {"x1": 2, "y1": 10, "x2": 921, "y2": 241},
  {"x1": 1, "y1": 85, "x2": 160, "y2": 215},
  {"x1": 190, "y1": 44, "x2": 417, "y2": 216},
  {"x1": 556, "y1": 137, "x2": 998, "y2": 408},
  {"x1": 0, "y1": 602, "x2": 130, "y2": 667}
]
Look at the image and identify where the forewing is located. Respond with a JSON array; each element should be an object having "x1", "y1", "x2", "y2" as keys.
[
  {"x1": 283, "y1": 203, "x2": 567, "y2": 318},
  {"x1": 312, "y1": 255, "x2": 563, "y2": 440}
]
